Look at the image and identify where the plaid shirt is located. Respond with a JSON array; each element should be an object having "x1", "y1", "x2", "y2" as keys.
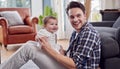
[{"x1": 66, "y1": 23, "x2": 101, "y2": 69}]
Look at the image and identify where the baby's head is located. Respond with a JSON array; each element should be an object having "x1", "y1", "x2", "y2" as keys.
[{"x1": 43, "y1": 16, "x2": 58, "y2": 33}]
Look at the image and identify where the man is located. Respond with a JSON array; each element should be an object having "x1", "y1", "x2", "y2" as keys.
[{"x1": 1, "y1": 1, "x2": 101, "y2": 69}]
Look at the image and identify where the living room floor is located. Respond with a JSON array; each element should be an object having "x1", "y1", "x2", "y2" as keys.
[{"x1": 0, "y1": 39, "x2": 69, "y2": 63}]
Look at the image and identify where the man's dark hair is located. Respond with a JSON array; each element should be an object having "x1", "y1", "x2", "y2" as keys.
[{"x1": 66, "y1": 1, "x2": 85, "y2": 15}]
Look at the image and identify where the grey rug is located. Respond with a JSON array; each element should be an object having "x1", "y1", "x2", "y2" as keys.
[{"x1": 20, "y1": 60, "x2": 40, "y2": 69}]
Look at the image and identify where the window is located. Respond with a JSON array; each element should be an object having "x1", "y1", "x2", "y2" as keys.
[
  {"x1": 0, "y1": 0, "x2": 31, "y2": 8},
  {"x1": 90, "y1": 0, "x2": 101, "y2": 22}
]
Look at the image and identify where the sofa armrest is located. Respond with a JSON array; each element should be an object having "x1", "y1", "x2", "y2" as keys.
[
  {"x1": 95, "y1": 27, "x2": 119, "y2": 59},
  {"x1": 31, "y1": 17, "x2": 39, "y2": 33},
  {"x1": 24, "y1": 16, "x2": 32, "y2": 26},
  {"x1": 32, "y1": 17, "x2": 39, "y2": 24},
  {"x1": 90, "y1": 21, "x2": 115, "y2": 27},
  {"x1": 0, "y1": 17, "x2": 9, "y2": 27},
  {"x1": 24, "y1": 16, "x2": 39, "y2": 33},
  {"x1": 24, "y1": 16, "x2": 39, "y2": 26},
  {"x1": 0, "y1": 17, "x2": 9, "y2": 44}
]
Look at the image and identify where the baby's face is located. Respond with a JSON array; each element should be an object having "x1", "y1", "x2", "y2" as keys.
[{"x1": 45, "y1": 19, "x2": 58, "y2": 33}]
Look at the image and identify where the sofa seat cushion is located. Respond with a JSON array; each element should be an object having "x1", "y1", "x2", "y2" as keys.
[{"x1": 8, "y1": 25, "x2": 34, "y2": 34}]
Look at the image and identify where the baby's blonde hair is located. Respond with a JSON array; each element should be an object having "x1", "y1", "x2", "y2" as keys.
[{"x1": 43, "y1": 16, "x2": 57, "y2": 25}]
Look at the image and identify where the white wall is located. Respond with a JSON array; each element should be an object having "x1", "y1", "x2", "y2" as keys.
[
  {"x1": 31, "y1": 0, "x2": 43, "y2": 17},
  {"x1": 101, "y1": 0, "x2": 120, "y2": 9},
  {"x1": 114, "y1": 0, "x2": 120, "y2": 9}
]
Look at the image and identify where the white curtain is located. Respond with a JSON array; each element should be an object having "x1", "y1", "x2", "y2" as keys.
[
  {"x1": 114, "y1": 0, "x2": 120, "y2": 9},
  {"x1": 51, "y1": 0, "x2": 65, "y2": 39},
  {"x1": 101, "y1": 0, "x2": 120, "y2": 9}
]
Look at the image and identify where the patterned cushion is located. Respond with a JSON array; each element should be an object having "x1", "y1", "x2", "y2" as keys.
[{"x1": 0, "y1": 11, "x2": 24, "y2": 26}]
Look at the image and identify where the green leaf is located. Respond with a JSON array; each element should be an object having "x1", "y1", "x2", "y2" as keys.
[
  {"x1": 39, "y1": 15, "x2": 44, "y2": 26},
  {"x1": 38, "y1": 6, "x2": 57, "y2": 26}
]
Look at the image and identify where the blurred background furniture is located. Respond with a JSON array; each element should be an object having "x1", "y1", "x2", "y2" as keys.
[
  {"x1": 91, "y1": 16, "x2": 120, "y2": 28},
  {"x1": 91, "y1": 16, "x2": 120, "y2": 69},
  {"x1": 95, "y1": 27, "x2": 120, "y2": 69},
  {"x1": 93, "y1": 9, "x2": 120, "y2": 28},
  {"x1": 0, "y1": 26, "x2": 3, "y2": 45},
  {"x1": 100, "y1": 9, "x2": 120, "y2": 21},
  {"x1": 0, "y1": 8, "x2": 38, "y2": 49}
]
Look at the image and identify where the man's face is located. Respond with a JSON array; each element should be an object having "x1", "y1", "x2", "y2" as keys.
[
  {"x1": 68, "y1": 8, "x2": 86, "y2": 32},
  {"x1": 44, "y1": 19, "x2": 58, "y2": 33}
]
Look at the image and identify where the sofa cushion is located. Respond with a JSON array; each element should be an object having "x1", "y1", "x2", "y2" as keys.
[
  {"x1": 100, "y1": 32, "x2": 119, "y2": 59},
  {"x1": 0, "y1": 11, "x2": 24, "y2": 26},
  {"x1": 115, "y1": 27, "x2": 120, "y2": 46},
  {"x1": 8, "y1": 25, "x2": 34, "y2": 34},
  {"x1": 113, "y1": 16, "x2": 120, "y2": 28},
  {"x1": 94, "y1": 27, "x2": 119, "y2": 58},
  {"x1": 104, "y1": 58, "x2": 120, "y2": 69},
  {"x1": 94, "y1": 27, "x2": 117, "y2": 34},
  {"x1": 91, "y1": 21, "x2": 115, "y2": 27}
]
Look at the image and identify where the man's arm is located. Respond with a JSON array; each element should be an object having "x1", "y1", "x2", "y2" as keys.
[{"x1": 40, "y1": 37, "x2": 76, "y2": 69}]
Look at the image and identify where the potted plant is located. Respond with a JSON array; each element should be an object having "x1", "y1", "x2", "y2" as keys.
[{"x1": 38, "y1": 6, "x2": 57, "y2": 27}]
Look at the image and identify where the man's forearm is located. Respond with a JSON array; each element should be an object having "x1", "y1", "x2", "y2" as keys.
[{"x1": 42, "y1": 46, "x2": 76, "y2": 69}]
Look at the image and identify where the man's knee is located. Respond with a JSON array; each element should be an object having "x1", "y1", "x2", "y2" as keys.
[{"x1": 21, "y1": 41, "x2": 37, "y2": 50}]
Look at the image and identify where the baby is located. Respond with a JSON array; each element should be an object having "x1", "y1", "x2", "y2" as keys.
[{"x1": 36, "y1": 16, "x2": 63, "y2": 54}]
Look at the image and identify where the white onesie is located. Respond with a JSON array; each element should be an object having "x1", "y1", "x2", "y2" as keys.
[{"x1": 36, "y1": 29, "x2": 61, "y2": 53}]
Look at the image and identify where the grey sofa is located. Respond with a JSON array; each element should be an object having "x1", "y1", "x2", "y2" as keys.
[
  {"x1": 100, "y1": 9, "x2": 120, "y2": 21},
  {"x1": 91, "y1": 16, "x2": 120, "y2": 28},
  {"x1": 95, "y1": 27, "x2": 120, "y2": 69},
  {"x1": 91, "y1": 16, "x2": 120, "y2": 69}
]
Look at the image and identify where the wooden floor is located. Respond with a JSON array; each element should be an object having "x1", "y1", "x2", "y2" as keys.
[{"x1": 0, "y1": 39, "x2": 69, "y2": 63}]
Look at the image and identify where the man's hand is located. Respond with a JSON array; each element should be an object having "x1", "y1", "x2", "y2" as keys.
[
  {"x1": 39, "y1": 36, "x2": 51, "y2": 50},
  {"x1": 59, "y1": 45, "x2": 65, "y2": 55}
]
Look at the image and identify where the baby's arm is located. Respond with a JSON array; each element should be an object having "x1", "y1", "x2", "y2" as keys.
[
  {"x1": 35, "y1": 30, "x2": 46, "y2": 42},
  {"x1": 35, "y1": 29, "x2": 43, "y2": 41}
]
